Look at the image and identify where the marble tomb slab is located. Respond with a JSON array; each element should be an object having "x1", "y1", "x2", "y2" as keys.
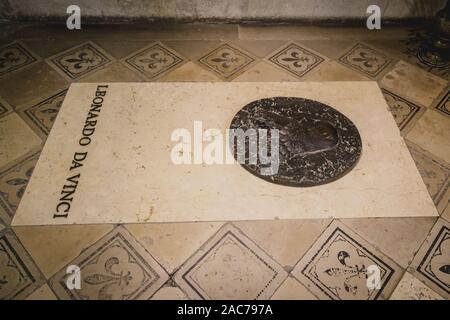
[{"x1": 12, "y1": 82, "x2": 438, "y2": 225}]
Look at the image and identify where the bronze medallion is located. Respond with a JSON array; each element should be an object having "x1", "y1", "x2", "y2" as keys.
[{"x1": 229, "y1": 97, "x2": 362, "y2": 187}]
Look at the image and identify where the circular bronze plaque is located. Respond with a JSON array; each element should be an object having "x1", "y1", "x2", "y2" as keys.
[{"x1": 229, "y1": 97, "x2": 362, "y2": 187}]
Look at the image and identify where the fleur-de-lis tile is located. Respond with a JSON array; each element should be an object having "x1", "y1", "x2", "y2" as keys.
[
  {"x1": 123, "y1": 42, "x2": 185, "y2": 80},
  {"x1": 267, "y1": 43, "x2": 325, "y2": 78},
  {"x1": 292, "y1": 221, "x2": 401, "y2": 300},
  {"x1": 47, "y1": 42, "x2": 113, "y2": 80},
  {"x1": 382, "y1": 88, "x2": 422, "y2": 132},
  {"x1": 198, "y1": 43, "x2": 256, "y2": 80},
  {"x1": 0, "y1": 230, "x2": 45, "y2": 299},
  {"x1": 0, "y1": 42, "x2": 38, "y2": 77},
  {"x1": 0, "y1": 152, "x2": 40, "y2": 224},
  {"x1": 339, "y1": 43, "x2": 392, "y2": 78},
  {"x1": 411, "y1": 219, "x2": 450, "y2": 299},
  {"x1": 19, "y1": 90, "x2": 67, "y2": 137},
  {"x1": 0, "y1": 96, "x2": 13, "y2": 118},
  {"x1": 436, "y1": 90, "x2": 449, "y2": 118},
  {"x1": 174, "y1": 223, "x2": 287, "y2": 300},
  {"x1": 49, "y1": 226, "x2": 169, "y2": 300}
]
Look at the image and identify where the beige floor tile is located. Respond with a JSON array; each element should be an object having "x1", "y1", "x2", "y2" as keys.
[
  {"x1": 409, "y1": 219, "x2": 450, "y2": 299},
  {"x1": 161, "y1": 40, "x2": 222, "y2": 60},
  {"x1": 13, "y1": 224, "x2": 114, "y2": 279},
  {"x1": 407, "y1": 143, "x2": 450, "y2": 215},
  {"x1": 381, "y1": 88, "x2": 425, "y2": 135},
  {"x1": 46, "y1": 41, "x2": 114, "y2": 82},
  {"x1": 0, "y1": 62, "x2": 67, "y2": 108},
  {"x1": 126, "y1": 222, "x2": 224, "y2": 274},
  {"x1": 0, "y1": 229, "x2": 45, "y2": 299},
  {"x1": 389, "y1": 272, "x2": 444, "y2": 300},
  {"x1": 17, "y1": 90, "x2": 67, "y2": 139},
  {"x1": 303, "y1": 61, "x2": 371, "y2": 81},
  {"x1": 93, "y1": 40, "x2": 151, "y2": 59},
  {"x1": 0, "y1": 41, "x2": 40, "y2": 77},
  {"x1": 233, "y1": 219, "x2": 331, "y2": 268},
  {"x1": 158, "y1": 61, "x2": 222, "y2": 82},
  {"x1": 229, "y1": 40, "x2": 288, "y2": 58},
  {"x1": 48, "y1": 225, "x2": 169, "y2": 300},
  {"x1": 197, "y1": 42, "x2": 258, "y2": 80},
  {"x1": 25, "y1": 284, "x2": 58, "y2": 300},
  {"x1": 151, "y1": 283, "x2": 188, "y2": 300},
  {"x1": 298, "y1": 40, "x2": 355, "y2": 60},
  {"x1": 270, "y1": 276, "x2": 317, "y2": 300},
  {"x1": 121, "y1": 42, "x2": 187, "y2": 81},
  {"x1": 23, "y1": 39, "x2": 85, "y2": 59},
  {"x1": 292, "y1": 220, "x2": 403, "y2": 300},
  {"x1": 406, "y1": 110, "x2": 450, "y2": 164},
  {"x1": 0, "y1": 96, "x2": 13, "y2": 119},
  {"x1": 0, "y1": 113, "x2": 41, "y2": 169},
  {"x1": 264, "y1": 42, "x2": 326, "y2": 79},
  {"x1": 442, "y1": 204, "x2": 450, "y2": 223},
  {"x1": 341, "y1": 217, "x2": 437, "y2": 268},
  {"x1": 380, "y1": 60, "x2": 447, "y2": 107},
  {"x1": 78, "y1": 61, "x2": 144, "y2": 83},
  {"x1": 174, "y1": 223, "x2": 288, "y2": 300},
  {"x1": 232, "y1": 61, "x2": 298, "y2": 82},
  {"x1": 0, "y1": 151, "x2": 40, "y2": 224}
]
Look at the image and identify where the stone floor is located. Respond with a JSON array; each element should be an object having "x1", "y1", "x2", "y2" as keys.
[{"x1": 0, "y1": 23, "x2": 449, "y2": 300}]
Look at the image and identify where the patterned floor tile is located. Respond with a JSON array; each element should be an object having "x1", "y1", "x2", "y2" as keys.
[
  {"x1": 47, "y1": 41, "x2": 113, "y2": 81},
  {"x1": 380, "y1": 60, "x2": 447, "y2": 107},
  {"x1": 0, "y1": 151, "x2": 40, "y2": 225},
  {"x1": 292, "y1": 220, "x2": 402, "y2": 300},
  {"x1": 0, "y1": 96, "x2": 13, "y2": 119},
  {"x1": 407, "y1": 144, "x2": 450, "y2": 214},
  {"x1": 410, "y1": 219, "x2": 450, "y2": 299},
  {"x1": 266, "y1": 42, "x2": 325, "y2": 78},
  {"x1": 233, "y1": 219, "x2": 331, "y2": 269},
  {"x1": 25, "y1": 284, "x2": 58, "y2": 300},
  {"x1": 270, "y1": 276, "x2": 317, "y2": 300},
  {"x1": 0, "y1": 229, "x2": 45, "y2": 300},
  {"x1": 0, "y1": 61, "x2": 67, "y2": 109},
  {"x1": 435, "y1": 89, "x2": 449, "y2": 118},
  {"x1": 122, "y1": 42, "x2": 186, "y2": 80},
  {"x1": 406, "y1": 110, "x2": 450, "y2": 164},
  {"x1": 198, "y1": 43, "x2": 257, "y2": 80},
  {"x1": 158, "y1": 61, "x2": 222, "y2": 82},
  {"x1": 341, "y1": 218, "x2": 437, "y2": 269},
  {"x1": 126, "y1": 222, "x2": 224, "y2": 275},
  {"x1": 0, "y1": 41, "x2": 39, "y2": 77},
  {"x1": 381, "y1": 88, "x2": 424, "y2": 133},
  {"x1": 0, "y1": 113, "x2": 41, "y2": 169},
  {"x1": 49, "y1": 225, "x2": 169, "y2": 300},
  {"x1": 390, "y1": 272, "x2": 444, "y2": 300},
  {"x1": 174, "y1": 223, "x2": 288, "y2": 300},
  {"x1": 338, "y1": 42, "x2": 393, "y2": 79},
  {"x1": 13, "y1": 224, "x2": 114, "y2": 279},
  {"x1": 17, "y1": 90, "x2": 67, "y2": 138}
]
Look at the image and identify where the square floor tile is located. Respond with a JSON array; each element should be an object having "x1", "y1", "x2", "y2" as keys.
[
  {"x1": 0, "y1": 229, "x2": 45, "y2": 299},
  {"x1": 198, "y1": 43, "x2": 257, "y2": 80},
  {"x1": 47, "y1": 41, "x2": 113, "y2": 81},
  {"x1": 49, "y1": 225, "x2": 168, "y2": 300},
  {"x1": 174, "y1": 223, "x2": 288, "y2": 300},
  {"x1": 123, "y1": 42, "x2": 186, "y2": 80},
  {"x1": 0, "y1": 152, "x2": 40, "y2": 225},
  {"x1": 270, "y1": 277, "x2": 317, "y2": 300},
  {"x1": 338, "y1": 42, "x2": 392, "y2": 78},
  {"x1": 0, "y1": 113, "x2": 41, "y2": 169},
  {"x1": 18, "y1": 90, "x2": 67, "y2": 138},
  {"x1": 0, "y1": 42, "x2": 39, "y2": 77},
  {"x1": 381, "y1": 88, "x2": 424, "y2": 133},
  {"x1": 381, "y1": 60, "x2": 447, "y2": 107},
  {"x1": 389, "y1": 272, "x2": 443, "y2": 300},
  {"x1": 408, "y1": 144, "x2": 450, "y2": 214},
  {"x1": 151, "y1": 281, "x2": 188, "y2": 300},
  {"x1": 0, "y1": 96, "x2": 13, "y2": 118},
  {"x1": 232, "y1": 61, "x2": 298, "y2": 82},
  {"x1": 25, "y1": 284, "x2": 58, "y2": 300},
  {"x1": 302, "y1": 60, "x2": 371, "y2": 81},
  {"x1": 410, "y1": 219, "x2": 450, "y2": 299},
  {"x1": 158, "y1": 61, "x2": 222, "y2": 82},
  {"x1": 266, "y1": 42, "x2": 325, "y2": 78},
  {"x1": 406, "y1": 110, "x2": 450, "y2": 163},
  {"x1": 292, "y1": 220, "x2": 402, "y2": 300},
  {"x1": 435, "y1": 89, "x2": 449, "y2": 118}
]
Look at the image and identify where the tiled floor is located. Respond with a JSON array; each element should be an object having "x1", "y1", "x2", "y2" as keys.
[{"x1": 0, "y1": 23, "x2": 449, "y2": 300}]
